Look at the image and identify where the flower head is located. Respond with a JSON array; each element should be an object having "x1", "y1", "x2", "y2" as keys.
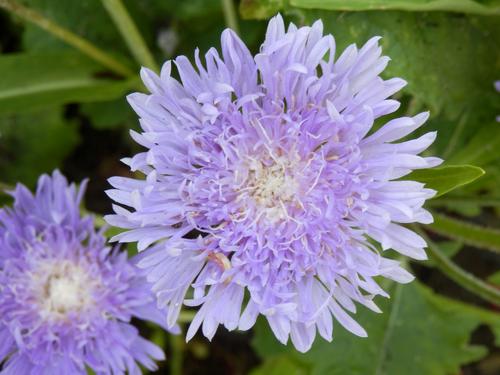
[
  {"x1": 106, "y1": 15, "x2": 442, "y2": 352},
  {"x1": 0, "y1": 171, "x2": 169, "y2": 374}
]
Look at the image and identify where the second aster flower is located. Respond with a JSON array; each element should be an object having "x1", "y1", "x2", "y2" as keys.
[
  {"x1": 0, "y1": 171, "x2": 169, "y2": 374},
  {"x1": 106, "y1": 14, "x2": 442, "y2": 352}
]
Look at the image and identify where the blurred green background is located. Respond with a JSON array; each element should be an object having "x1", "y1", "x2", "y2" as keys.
[{"x1": 0, "y1": 0, "x2": 499, "y2": 374}]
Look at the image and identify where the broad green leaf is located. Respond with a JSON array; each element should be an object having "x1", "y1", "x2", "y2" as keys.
[
  {"x1": 252, "y1": 281, "x2": 498, "y2": 375},
  {"x1": 447, "y1": 122, "x2": 500, "y2": 166},
  {"x1": 80, "y1": 99, "x2": 134, "y2": 130},
  {"x1": 0, "y1": 52, "x2": 138, "y2": 115},
  {"x1": 0, "y1": 108, "x2": 79, "y2": 186},
  {"x1": 289, "y1": 0, "x2": 500, "y2": 15},
  {"x1": 430, "y1": 213, "x2": 500, "y2": 253},
  {"x1": 250, "y1": 356, "x2": 310, "y2": 375},
  {"x1": 241, "y1": 10, "x2": 499, "y2": 124},
  {"x1": 244, "y1": 8, "x2": 500, "y2": 186},
  {"x1": 406, "y1": 165, "x2": 484, "y2": 198}
]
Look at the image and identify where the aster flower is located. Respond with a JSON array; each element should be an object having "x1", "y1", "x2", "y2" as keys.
[
  {"x1": 106, "y1": 14, "x2": 442, "y2": 352},
  {"x1": 0, "y1": 171, "x2": 169, "y2": 374}
]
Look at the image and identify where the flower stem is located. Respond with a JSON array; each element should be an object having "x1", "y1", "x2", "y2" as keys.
[
  {"x1": 178, "y1": 309, "x2": 196, "y2": 323},
  {"x1": 221, "y1": 0, "x2": 240, "y2": 34},
  {"x1": 100, "y1": 0, "x2": 159, "y2": 72},
  {"x1": 443, "y1": 110, "x2": 468, "y2": 159},
  {"x1": 417, "y1": 227, "x2": 500, "y2": 306},
  {"x1": 0, "y1": 0, "x2": 133, "y2": 77},
  {"x1": 169, "y1": 333, "x2": 184, "y2": 375},
  {"x1": 0, "y1": 182, "x2": 14, "y2": 193}
]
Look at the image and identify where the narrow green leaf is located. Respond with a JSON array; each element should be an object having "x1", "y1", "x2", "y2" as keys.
[
  {"x1": 487, "y1": 271, "x2": 500, "y2": 286},
  {"x1": 428, "y1": 196, "x2": 500, "y2": 209},
  {"x1": 417, "y1": 229, "x2": 500, "y2": 305},
  {"x1": 406, "y1": 165, "x2": 484, "y2": 198},
  {"x1": 429, "y1": 212, "x2": 500, "y2": 253},
  {"x1": 0, "y1": 0, "x2": 133, "y2": 76},
  {"x1": 289, "y1": 0, "x2": 500, "y2": 15},
  {"x1": 0, "y1": 52, "x2": 138, "y2": 115},
  {"x1": 101, "y1": 0, "x2": 159, "y2": 72},
  {"x1": 427, "y1": 195, "x2": 500, "y2": 217},
  {"x1": 424, "y1": 241, "x2": 462, "y2": 267},
  {"x1": 447, "y1": 122, "x2": 500, "y2": 166},
  {"x1": 222, "y1": 0, "x2": 240, "y2": 34}
]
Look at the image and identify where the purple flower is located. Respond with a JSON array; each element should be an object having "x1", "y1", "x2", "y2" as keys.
[
  {"x1": 0, "y1": 171, "x2": 169, "y2": 374},
  {"x1": 106, "y1": 15, "x2": 442, "y2": 352}
]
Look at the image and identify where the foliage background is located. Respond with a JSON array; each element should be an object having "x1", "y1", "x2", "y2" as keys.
[{"x1": 0, "y1": 0, "x2": 499, "y2": 374}]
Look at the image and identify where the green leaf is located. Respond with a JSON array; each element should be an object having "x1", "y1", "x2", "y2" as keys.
[
  {"x1": 250, "y1": 356, "x2": 310, "y2": 375},
  {"x1": 0, "y1": 52, "x2": 138, "y2": 115},
  {"x1": 419, "y1": 231, "x2": 500, "y2": 305},
  {"x1": 240, "y1": 0, "x2": 284, "y2": 19},
  {"x1": 252, "y1": 281, "x2": 498, "y2": 375},
  {"x1": 435, "y1": 166, "x2": 500, "y2": 216},
  {"x1": 406, "y1": 165, "x2": 484, "y2": 198},
  {"x1": 21, "y1": 0, "x2": 128, "y2": 54},
  {"x1": 429, "y1": 212, "x2": 500, "y2": 253},
  {"x1": 429, "y1": 196, "x2": 500, "y2": 209},
  {"x1": 0, "y1": 108, "x2": 79, "y2": 186},
  {"x1": 80, "y1": 99, "x2": 134, "y2": 130},
  {"x1": 19, "y1": 0, "x2": 235, "y2": 64},
  {"x1": 244, "y1": 10, "x2": 499, "y2": 124},
  {"x1": 289, "y1": 0, "x2": 500, "y2": 15},
  {"x1": 428, "y1": 195, "x2": 500, "y2": 218},
  {"x1": 447, "y1": 122, "x2": 500, "y2": 166},
  {"x1": 487, "y1": 271, "x2": 500, "y2": 286},
  {"x1": 425, "y1": 240, "x2": 462, "y2": 267}
]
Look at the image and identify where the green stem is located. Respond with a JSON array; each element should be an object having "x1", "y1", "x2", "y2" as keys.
[
  {"x1": 169, "y1": 333, "x2": 184, "y2": 375},
  {"x1": 442, "y1": 110, "x2": 468, "y2": 159},
  {"x1": 429, "y1": 212, "x2": 500, "y2": 253},
  {"x1": 375, "y1": 282, "x2": 404, "y2": 375},
  {"x1": 101, "y1": 0, "x2": 159, "y2": 72},
  {"x1": 0, "y1": 182, "x2": 14, "y2": 193},
  {"x1": 178, "y1": 310, "x2": 196, "y2": 323},
  {"x1": 0, "y1": 0, "x2": 133, "y2": 77},
  {"x1": 221, "y1": 0, "x2": 240, "y2": 34},
  {"x1": 91, "y1": 213, "x2": 107, "y2": 228},
  {"x1": 417, "y1": 227, "x2": 500, "y2": 306}
]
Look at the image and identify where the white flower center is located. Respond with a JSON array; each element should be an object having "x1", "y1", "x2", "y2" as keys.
[
  {"x1": 241, "y1": 154, "x2": 301, "y2": 223},
  {"x1": 31, "y1": 260, "x2": 100, "y2": 320}
]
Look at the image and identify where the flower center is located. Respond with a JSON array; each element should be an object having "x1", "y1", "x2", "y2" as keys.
[
  {"x1": 241, "y1": 153, "x2": 301, "y2": 223},
  {"x1": 32, "y1": 260, "x2": 99, "y2": 320}
]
